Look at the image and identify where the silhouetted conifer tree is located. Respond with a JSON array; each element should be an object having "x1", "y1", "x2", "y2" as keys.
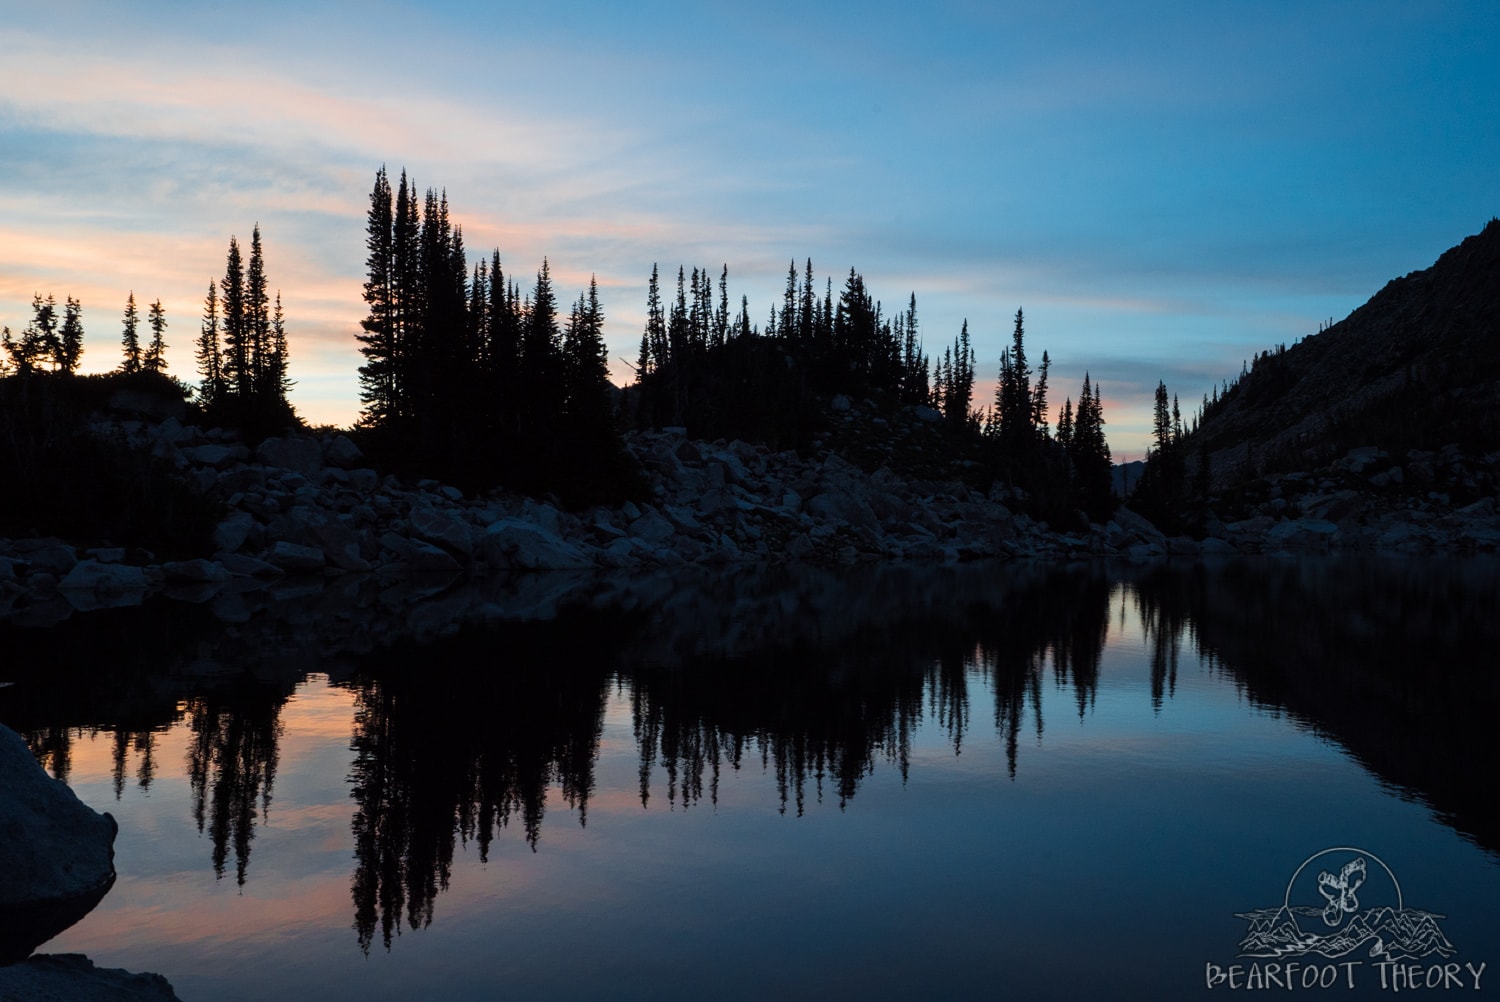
[
  {"x1": 221, "y1": 238, "x2": 248, "y2": 396},
  {"x1": 144, "y1": 299, "x2": 168, "y2": 374},
  {"x1": 120, "y1": 293, "x2": 142, "y2": 374},
  {"x1": 940, "y1": 320, "x2": 976, "y2": 431},
  {"x1": 269, "y1": 293, "x2": 291, "y2": 398},
  {"x1": 57, "y1": 297, "x2": 83, "y2": 374},
  {"x1": 197, "y1": 281, "x2": 223, "y2": 407},
  {"x1": 1069, "y1": 374, "x2": 1113, "y2": 521},
  {"x1": 246, "y1": 225, "x2": 269, "y2": 396},
  {"x1": 1032, "y1": 350, "x2": 1050, "y2": 438},
  {"x1": 357, "y1": 165, "x2": 397, "y2": 426},
  {"x1": 207, "y1": 228, "x2": 294, "y2": 428}
]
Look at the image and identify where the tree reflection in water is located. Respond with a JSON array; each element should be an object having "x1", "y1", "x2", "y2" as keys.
[
  {"x1": 345, "y1": 611, "x2": 625, "y2": 953},
  {"x1": 5, "y1": 557, "x2": 1497, "y2": 958},
  {"x1": 184, "y1": 685, "x2": 283, "y2": 886},
  {"x1": 341, "y1": 564, "x2": 1120, "y2": 949}
]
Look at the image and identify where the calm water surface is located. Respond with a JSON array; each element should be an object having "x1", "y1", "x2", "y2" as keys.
[{"x1": 3, "y1": 558, "x2": 1497, "y2": 999}]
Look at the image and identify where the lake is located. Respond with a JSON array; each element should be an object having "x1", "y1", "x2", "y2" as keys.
[{"x1": 2, "y1": 556, "x2": 1497, "y2": 1000}]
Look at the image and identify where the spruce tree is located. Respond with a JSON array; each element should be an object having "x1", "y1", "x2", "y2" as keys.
[
  {"x1": 998, "y1": 307, "x2": 1031, "y2": 451},
  {"x1": 644, "y1": 263, "x2": 665, "y2": 372},
  {"x1": 799, "y1": 257, "x2": 815, "y2": 348},
  {"x1": 221, "y1": 237, "x2": 248, "y2": 397},
  {"x1": 389, "y1": 172, "x2": 419, "y2": 422},
  {"x1": 269, "y1": 293, "x2": 292, "y2": 400},
  {"x1": 713, "y1": 264, "x2": 729, "y2": 349},
  {"x1": 1032, "y1": 350, "x2": 1050, "y2": 438},
  {"x1": 522, "y1": 258, "x2": 562, "y2": 431},
  {"x1": 246, "y1": 225, "x2": 270, "y2": 397},
  {"x1": 779, "y1": 260, "x2": 798, "y2": 343},
  {"x1": 943, "y1": 320, "x2": 975, "y2": 431},
  {"x1": 144, "y1": 300, "x2": 168, "y2": 373},
  {"x1": 34, "y1": 295, "x2": 60, "y2": 369},
  {"x1": 486, "y1": 248, "x2": 520, "y2": 439},
  {"x1": 57, "y1": 297, "x2": 84, "y2": 374},
  {"x1": 120, "y1": 293, "x2": 142, "y2": 374},
  {"x1": 197, "y1": 281, "x2": 223, "y2": 407},
  {"x1": 562, "y1": 275, "x2": 611, "y2": 428},
  {"x1": 1152, "y1": 380, "x2": 1171, "y2": 457},
  {"x1": 901, "y1": 293, "x2": 927, "y2": 404},
  {"x1": 1069, "y1": 374, "x2": 1113, "y2": 521},
  {"x1": 357, "y1": 166, "x2": 397, "y2": 426}
]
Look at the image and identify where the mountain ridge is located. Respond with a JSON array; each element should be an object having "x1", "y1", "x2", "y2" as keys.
[{"x1": 1192, "y1": 218, "x2": 1500, "y2": 486}]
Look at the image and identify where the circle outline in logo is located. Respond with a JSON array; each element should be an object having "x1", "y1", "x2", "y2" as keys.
[{"x1": 1282, "y1": 846, "x2": 1403, "y2": 930}]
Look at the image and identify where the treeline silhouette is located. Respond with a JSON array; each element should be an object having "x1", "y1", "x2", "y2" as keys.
[
  {"x1": 350, "y1": 166, "x2": 1117, "y2": 520},
  {"x1": 0, "y1": 225, "x2": 300, "y2": 549},
  {"x1": 194, "y1": 225, "x2": 297, "y2": 437},
  {"x1": 353, "y1": 167, "x2": 641, "y2": 505},
  {"x1": 3, "y1": 168, "x2": 1123, "y2": 529}
]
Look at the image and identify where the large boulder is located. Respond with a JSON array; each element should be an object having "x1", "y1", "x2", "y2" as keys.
[
  {"x1": 1110, "y1": 505, "x2": 1167, "y2": 543},
  {"x1": 306, "y1": 522, "x2": 373, "y2": 573},
  {"x1": 212, "y1": 511, "x2": 258, "y2": 554},
  {"x1": 265, "y1": 540, "x2": 327, "y2": 574},
  {"x1": 408, "y1": 505, "x2": 475, "y2": 558},
  {"x1": 0, "y1": 725, "x2": 118, "y2": 965},
  {"x1": 323, "y1": 434, "x2": 365, "y2": 469},
  {"x1": 481, "y1": 519, "x2": 595, "y2": 570},
  {"x1": 255, "y1": 436, "x2": 325, "y2": 478},
  {"x1": 380, "y1": 533, "x2": 462, "y2": 573},
  {"x1": 804, "y1": 489, "x2": 880, "y2": 535},
  {"x1": 56, "y1": 561, "x2": 148, "y2": 595},
  {"x1": 627, "y1": 508, "x2": 677, "y2": 547}
]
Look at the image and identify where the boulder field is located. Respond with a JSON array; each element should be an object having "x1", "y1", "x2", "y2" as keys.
[{"x1": 2, "y1": 401, "x2": 1499, "y2": 619}]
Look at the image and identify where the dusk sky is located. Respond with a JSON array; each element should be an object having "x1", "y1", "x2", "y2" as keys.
[{"x1": 2, "y1": 1, "x2": 1496, "y2": 458}]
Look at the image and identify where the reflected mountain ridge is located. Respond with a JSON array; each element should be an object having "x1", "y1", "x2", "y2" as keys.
[
  {"x1": 3, "y1": 556, "x2": 1497, "y2": 956},
  {"x1": 1129, "y1": 557, "x2": 1500, "y2": 855}
]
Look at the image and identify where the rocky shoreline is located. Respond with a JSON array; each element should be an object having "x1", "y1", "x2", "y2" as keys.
[{"x1": 3, "y1": 399, "x2": 1499, "y2": 623}]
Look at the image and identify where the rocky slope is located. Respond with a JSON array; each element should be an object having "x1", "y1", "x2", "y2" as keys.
[
  {"x1": 1194, "y1": 218, "x2": 1500, "y2": 483},
  {"x1": 3, "y1": 389, "x2": 1500, "y2": 625}
]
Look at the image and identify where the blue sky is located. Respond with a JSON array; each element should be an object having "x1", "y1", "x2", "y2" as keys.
[{"x1": 2, "y1": 0, "x2": 1496, "y2": 457}]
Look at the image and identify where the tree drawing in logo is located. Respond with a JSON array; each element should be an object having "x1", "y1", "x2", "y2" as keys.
[{"x1": 1236, "y1": 847, "x2": 1456, "y2": 960}]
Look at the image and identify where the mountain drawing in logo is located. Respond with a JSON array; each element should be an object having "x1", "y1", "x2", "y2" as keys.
[{"x1": 1235, "y1": 847, "x2": 1456, "y2": 961}]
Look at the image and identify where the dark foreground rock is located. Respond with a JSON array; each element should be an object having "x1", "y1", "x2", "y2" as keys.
[
  {"x1": 0, "y1": 724, "x2": 116, "y2": 965},
  {"x1": 0, "y1": 953, "x2": 181, "y2": 1001}
]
